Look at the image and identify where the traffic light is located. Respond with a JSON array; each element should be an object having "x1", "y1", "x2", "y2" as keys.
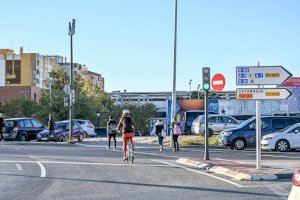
[{"x1": 202, "y1": 67, "x2": 210, "y2": 90}]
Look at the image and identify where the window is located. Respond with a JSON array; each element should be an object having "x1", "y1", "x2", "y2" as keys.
[
  {"x1": 23, "y1": 119, "x2": 33, "y2": 128},
  {"x1": 77, "y1": 121, "x2": 86, "y2": 125},
  {"x1": 18, "y1": 120, "x2": 25, "y2": 127},
  {"x1": 222, "y1": 117, "x2": 236, "y2": 124},
  {"x1": 209, "y1": 117, "x2": 222, "y2": 123},
  {"x1": 289, "y1": 127, "x2": 300, "y2": 133},
  {"x1": 31, "y1": 120, "x2": 43, "y2": 128},
  {"x1": 208, "y1": 117, "x2": 217, "y2": 123},
  {"x1": 4, "y1": 120, "x2": 15, "y2": 128},
  {"x1": 73, "y1": 122, "x2": 79, "y2": 129},
  {"x1": 286, "y1": 119, "x2": 299, "y2": 127},
  {"x1": 272, "y1": 119, "x2": 286, "y2": 129},
  {"x1": 247, "y1": 119, "x2": 268, "y2": 130},
  {"x1": 5, "y1": 60, "x2": 21, "y2": 84}
]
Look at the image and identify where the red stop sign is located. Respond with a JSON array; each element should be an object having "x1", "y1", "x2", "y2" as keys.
[{"x1": 212, "y1": 73, "x2": 226, "y2": 92}]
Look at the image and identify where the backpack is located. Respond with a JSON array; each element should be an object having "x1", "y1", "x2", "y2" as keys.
[
  {"x1": 173, "y1": 124, "x2": 182, "y2": 135},
  {"x1": 123, "y1": 117, "x2": 133, "y2": 133},
  {"x1": 109, "y1": 121, "x2": 117, "y2": 132}
]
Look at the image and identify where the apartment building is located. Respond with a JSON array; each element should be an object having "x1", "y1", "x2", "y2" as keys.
[
  {"x1": 58, "y1": 62, "x2": 105, "y2": 91},
  {"x1": 0, "y1": 48, "x2": 63, "y2": 103}
]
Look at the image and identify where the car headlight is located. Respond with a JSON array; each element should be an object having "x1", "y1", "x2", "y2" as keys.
[
  {"x1": 223, "y1": 131, "x2": 232, "y2": 136},
  {"x1": 37, "y1": 133, "x2": 41, "y2": 137}
]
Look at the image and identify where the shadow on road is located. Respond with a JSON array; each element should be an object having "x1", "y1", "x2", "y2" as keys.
[{"x1": 0, "y1": 172, "x2": 280, "y2": 198}]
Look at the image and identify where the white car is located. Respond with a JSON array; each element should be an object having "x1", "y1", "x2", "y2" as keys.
[
  {"x1": 75, "y1": 120, "x2": 96, "y2": 137},
  {"x1": 261, "y1": 123, "x2": 300, "y2": 152},
  {"x1": 192, "y1": 114, "x2": 240, "y2": 135},
  {"x1": 288, "y1": 170, "x2": 300, "y2": 200}
]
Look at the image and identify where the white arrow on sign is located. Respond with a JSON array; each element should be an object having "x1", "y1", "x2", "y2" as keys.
[
  {"x1": 236, "y1": 88, "x2": 292, "y2": 100},
  {"x1": 236, "y1": 66, "x2": 292, "y2": 85}
]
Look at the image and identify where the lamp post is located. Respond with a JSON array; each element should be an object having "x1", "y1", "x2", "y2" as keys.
[
  {"x1": 68, "y1": 19, "x2": 75, "y2": 143},
  {"x1": 189, "y1": 79, "x2": 192, "y2": 99},
  {"x1": 96, "y1": 111, "x2": 101, "y2": 127},
  {"x1": 170, "y1": 0, "x2": 178, "y2": 147},
  {"x1": 197, "y1": 84, "x2": 201, "y2": 99}
]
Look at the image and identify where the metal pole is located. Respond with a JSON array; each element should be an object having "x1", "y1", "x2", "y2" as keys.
[
  {"x1": 69, "y1": 24, "x2": 74, "y2": 143},
  {"x1": 170, "y1": 0, "x2": 178, "y2": 147},
  {"x1": 204, "y1": 89, "x2": 210, "y2": 160},
  {"x1": 98, "y1": 116, "x2": 100, "y2": 127},
  {"x1": 49, "y1": 83, "x2": 52, "y2": 107},
  {"x1": 189, "y1": 79, "x2": 192, "y2": 99},
  {"x1": 256, "y1": 101, "x2": 261, "y2": 170},
  {"x1": 256, "y1": 61, "x2": 261, "y2": 170}
]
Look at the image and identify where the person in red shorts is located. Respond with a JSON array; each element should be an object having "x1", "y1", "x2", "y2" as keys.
[{"x1": 117, "y1": 110, "x2": 136, "y2": 161}]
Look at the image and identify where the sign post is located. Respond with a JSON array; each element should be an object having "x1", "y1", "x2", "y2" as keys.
[{"x1": 236, "y1": 65, "x2": 292, "y2": 170}]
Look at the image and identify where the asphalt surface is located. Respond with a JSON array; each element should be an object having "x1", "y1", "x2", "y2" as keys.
[{"x1": 0, "y1": 140, "x2": 295, "y2": 200}]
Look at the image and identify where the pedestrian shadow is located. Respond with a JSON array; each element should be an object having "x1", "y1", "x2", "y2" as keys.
[{"x1": 0, "y1": 172, "x2": 280, "y2": 198}]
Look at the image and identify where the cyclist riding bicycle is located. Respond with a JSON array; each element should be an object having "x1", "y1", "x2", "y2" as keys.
[{"x1": 117, "y1": 110, "x2": 136, "y2": 161}]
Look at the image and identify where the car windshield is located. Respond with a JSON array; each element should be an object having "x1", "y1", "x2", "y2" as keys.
[
  {"x1": 55, "y1": 122, "x2": 68, "y2": 130},
  {"x1": 279, "y1": 124, "x2": 295, "y2": 133},
  {"x1": 236, "y1": 118, "x2": 254, "y2": 129}
]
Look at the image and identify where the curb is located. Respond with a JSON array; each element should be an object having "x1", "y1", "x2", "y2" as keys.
[
  {"x1": 176, "y1": 158, "x2": 293, "y2": 181},
  {"x1": 0, "y1": 141, "x2": 76, "y2": 147}
]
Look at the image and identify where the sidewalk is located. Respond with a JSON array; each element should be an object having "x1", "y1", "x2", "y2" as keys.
[{"x1": 176, "y1": 157, "x2": 294, "y2": 181}]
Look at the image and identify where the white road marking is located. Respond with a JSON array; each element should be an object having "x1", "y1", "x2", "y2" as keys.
[
  {"x1": 15, "y1": 164, "x2": 23, "y2": 171},
  {"x1": 151, "y1": 159, "x2": 245, "y2": 188},
  {"x1": 37, "y1": 162, "x2": 46, "y2": 178},
  {"x1": 0, "y1": 160, "x2": 177, "y2": 168}
]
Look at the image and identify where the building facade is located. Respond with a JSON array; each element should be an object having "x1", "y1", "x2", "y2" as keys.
[{"x1": 0, "y1": 48, "x2": 63, "y2": 89}]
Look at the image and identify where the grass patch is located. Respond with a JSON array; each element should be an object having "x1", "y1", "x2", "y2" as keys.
[{"x1": 180, "y1": 135, "x2": 219, "y2": 147}]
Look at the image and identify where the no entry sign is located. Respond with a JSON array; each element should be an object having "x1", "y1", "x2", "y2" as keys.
[{"x1": 212, "y1": 73, "x2": 226, "y2": 92}]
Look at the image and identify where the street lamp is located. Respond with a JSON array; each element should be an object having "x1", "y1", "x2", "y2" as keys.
[
  {"x1": 68, "y1": 19, "x2": 75, "y2": 143},
  {"x1": 170, "y1": 0, "x2": 178, "y2": 147},
  {"x1": 189, "y1": 79, "x2": 192, "y2": 99},
  {"x1": 96, "y1": 111, "x2": 101, "y2": 127},
  {"x1": 197, "y1": 84, "x2": 201, "y2": 99}
]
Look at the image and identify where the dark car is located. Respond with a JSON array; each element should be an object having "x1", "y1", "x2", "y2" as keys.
[
  {"x1": 219, "y1": 116, "x2": 300, "y2": 150},
  {"x1": 2, "y1": 118, "x2": 46, "y2": 141},
  {"x1": 134, "y1": 131, "x2": 142, "y2": 137},
  {"x1": 36, "y1": 120, "x2": 84, "y2": 142},
  {"x1": 95, "y1": 127, "x2": 107, "y2": 137}
]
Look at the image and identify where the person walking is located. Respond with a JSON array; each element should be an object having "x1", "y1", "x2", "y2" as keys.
[
  {"x1": 0, "y1": 113, "x2": 4, "y2": 141},
  {"x1": 107, "y1": 116, "x2": 117, "y2": 150},
  {"x1": 170, "y1": 117, "x2": 182, "y2": 151},
  {"x1": 48, "y1": 114, "x2": 55, "y2": 141},
  {"x1": 154, "y1": 120, "x2": 166, "y2": 151},
  {"x1": 117, "y1": 110, "x2": 136, "y2": 161}
]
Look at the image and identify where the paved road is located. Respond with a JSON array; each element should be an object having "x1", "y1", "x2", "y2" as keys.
[{"x1": 0, "y1": 141, "x2": 294, "y2": 200}]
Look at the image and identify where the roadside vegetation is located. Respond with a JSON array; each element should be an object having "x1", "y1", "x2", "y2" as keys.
[{"x1": 0, "y1": 68, "x2": 157, "y2": 136}]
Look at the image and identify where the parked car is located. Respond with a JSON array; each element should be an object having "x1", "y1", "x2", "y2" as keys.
[
  {"x1": 219, "y1": 116, "x2": 300, "y2": 150},
  {"x1": 288, "y1": 170, "x2": 300, "y2": 200},
  {"x1": 134, "y1": 131, "x2": 142, "y2": 137},
  {"x1": 95, "y1": 127, "x2": 107, "y2": 137},
  {"x1": 192, "y1": 114, "x2": 240, "y2": 136},
  {"x1": 36, "y1": 120, "x2": 84, "y2": 142},
  {"x1": 74, "y1": 119, "x2": 96, "y2": 137},
  {"x1": 2, "y1": 118, "x2": 46, "y2": 141},
  {"x1": 261, "y1": 123, "x2": 300, "y2": 152}
]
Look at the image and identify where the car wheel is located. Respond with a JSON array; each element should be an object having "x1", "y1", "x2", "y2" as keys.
[
  {"x1": 276, "y1": 140, "x2": 290, "y2": 152},
  {"x1": 78, "y1": 133, "x2": 84, "y2": 142},
  {"x1": 19, "y1": 133, "x2": 27, "y2": 142},
  {"x1": 233, "y1": 138, "x2": 246, "y2": 150},
  {"x1": 200, "y1": 128, "x2": 214, "y2": 138},
  {"x1": 59, "y1": 136, "x2": 67, "y2": 142}
]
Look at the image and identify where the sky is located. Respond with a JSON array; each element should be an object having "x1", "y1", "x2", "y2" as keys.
[{"x1": 1, "y1": 0, "x2": 300, "y2": 92}]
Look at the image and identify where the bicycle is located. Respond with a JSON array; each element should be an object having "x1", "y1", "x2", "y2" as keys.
[{"x1": 126, "y1": 138, "x2": 134, "y2": 164}]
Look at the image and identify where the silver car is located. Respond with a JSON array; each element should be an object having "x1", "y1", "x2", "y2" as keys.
[{"x1": 192, "y1": 114, "x2": 240, "y2": 135}]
